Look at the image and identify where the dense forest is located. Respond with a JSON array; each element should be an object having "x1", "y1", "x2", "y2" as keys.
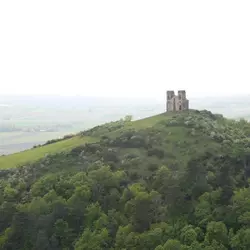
[{"x1": 1, "y1": 110, "x2": 250, "y2": 249}]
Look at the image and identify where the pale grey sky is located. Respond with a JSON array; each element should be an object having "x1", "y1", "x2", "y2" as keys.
[{"x1": 0, "y1": 1, "x2": 250, "y2": 98}]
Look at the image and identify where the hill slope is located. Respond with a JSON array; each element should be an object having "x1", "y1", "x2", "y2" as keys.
[
  {"x1": 0, "y1": 110, "x2": 220, "y2": 169},
  {"x1": 1, "y1": 110, "x2": 250, "y2": 249},
  {"x1": 0, "y1": 136, "x2": 98, "y2": 169},
  {"x1": 0, "y1": 111, "x2": 181, "y2": 169}
]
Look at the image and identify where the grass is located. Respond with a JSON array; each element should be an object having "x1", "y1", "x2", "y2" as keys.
[
  {"x1": 106, "y1": 112, "x2": 173, "y2": 138},
  {"x1": 128, "y1": 111, "x2": 193, "y2": 130},
  {"x1": 0, "y1": 136, "x2": 97, "y2": 169},
  {"x1": 131, "y1": 112, "x2": 171, "y2": 129}
]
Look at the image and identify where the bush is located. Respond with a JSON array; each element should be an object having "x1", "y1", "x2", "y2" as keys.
[
  {"x1": 63, "y1": 134, "x2": 74, "y2": 140},
  {"x1": 70, "y1": 144, "x2": 86, "y2": 156},
  {"x1": 148, "y1": 148, "x2": 165, "y2": 159},
  {"x1": 103, "y1": 150, "x2": 119, "y2": 163}
]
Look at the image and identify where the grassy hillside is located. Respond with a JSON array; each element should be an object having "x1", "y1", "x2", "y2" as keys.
[
  {"x1": 0, "y1": 136, "x2": 97, "y2": 169},
  {"x1": 1, "y1": 109, "x2": 250, "y2": 249},
  {"x1": 0, "y1": 112, "x2": 173, "y2": 169}
]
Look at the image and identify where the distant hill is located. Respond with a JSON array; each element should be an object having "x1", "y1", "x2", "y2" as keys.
[{"x1": 1, "y1": 109, "x2": 250, "y2": 249}]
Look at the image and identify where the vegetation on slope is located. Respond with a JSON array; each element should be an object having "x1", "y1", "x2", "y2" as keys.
[
  {"x1": 0, "y1": 113, "x2": 166, "y2": 169},
  {"x1": 1, "y1": 110, "x2": 250, "y2": 249}
]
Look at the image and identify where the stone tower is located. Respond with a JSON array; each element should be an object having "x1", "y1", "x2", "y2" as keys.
[{"x1": 166, "y1": 90, "x2": 189, "y2": 112}]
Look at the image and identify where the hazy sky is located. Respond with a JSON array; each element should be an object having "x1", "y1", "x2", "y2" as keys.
[{"x1": 0, "y1": 1, "x2": 250, "y2": 98}]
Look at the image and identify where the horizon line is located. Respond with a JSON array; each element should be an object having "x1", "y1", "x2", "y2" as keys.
[{"x1": 0, "y1": 93, "x2": 250, "y2": 99}]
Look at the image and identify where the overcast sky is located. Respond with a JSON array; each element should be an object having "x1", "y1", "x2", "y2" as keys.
[{"x1": 0, "y1": 1, "x2": 249, "y2": 98}]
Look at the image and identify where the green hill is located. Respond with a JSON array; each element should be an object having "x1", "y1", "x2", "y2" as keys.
[
  {"x1": 1, "y1": 109, "x2": 250, "y2": 249},
  {"x1": 0, "y1": 111, "x2": 184, "y2": 169}
]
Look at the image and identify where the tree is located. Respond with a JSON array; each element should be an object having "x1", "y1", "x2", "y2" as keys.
[
  {"x1": 124, "y1": 115, "x2": 133, "y2": 122},
  {"x1": 163, "y1": 239, "x2": 182, "y2": 250},
  {"x1": 205, "y1": 221, "x2": 228, "y2": 247},
  {"x1": 180, "y1": 225, "x2": 197, "y2": 246},
  {"x1": 75, "y1": 228, "x2": 110, "y2": 250},
  {"x1": 54, "y1": 219, "x2": 70, "y2": 248},
  {"x1": 230, "y1": 228, "x2": 250, "y2": 250}
]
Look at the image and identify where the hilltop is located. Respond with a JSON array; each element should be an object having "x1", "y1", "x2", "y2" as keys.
[
  {"x1": 0, "y1": 110, "x2": 225, "y2": 169},
  {"x1": 1, "y1": 110, "x2": 250, "y2": 249}
]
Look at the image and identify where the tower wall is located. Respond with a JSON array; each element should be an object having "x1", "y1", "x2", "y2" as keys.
[
  {"x1": 167, "y1": 91, "x2": 175, "y2": 100},
  {"x1": 178, "y1": 90, "x2": 186, "y2": 100},
  {"x1": 166, "y1": 91, "x2": 175, "y2": 111},
  {"x1": 166, "y1": 90, "x2": 189, "y2": 112}
]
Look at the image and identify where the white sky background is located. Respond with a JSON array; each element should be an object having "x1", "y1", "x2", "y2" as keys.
[{"x1": 0, "y1": 1, "x2": 250, "y2": 99}]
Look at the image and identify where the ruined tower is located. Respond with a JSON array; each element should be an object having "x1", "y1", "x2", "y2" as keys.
[{"x1": 166, "y1": 90, "x2": 189, "y2": 112}]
